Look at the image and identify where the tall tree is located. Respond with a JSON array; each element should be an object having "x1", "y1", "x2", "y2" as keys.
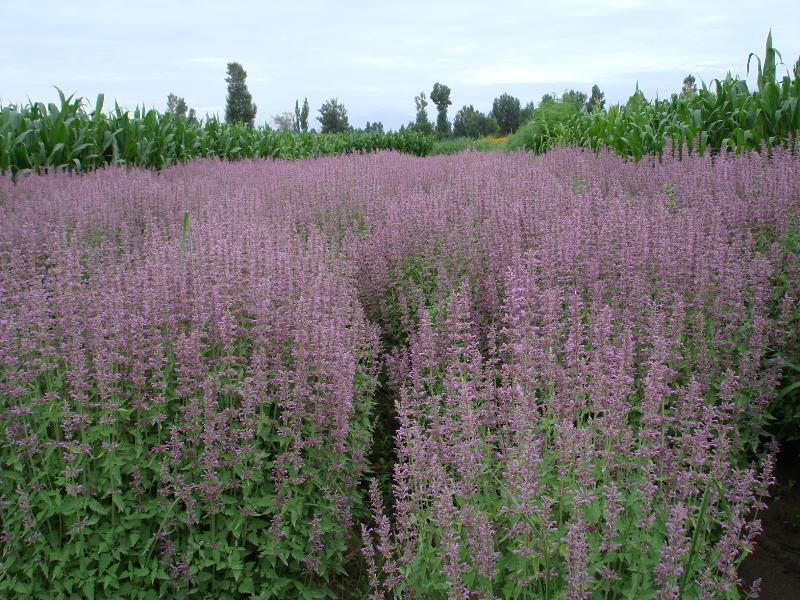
[
  {"x1": 167, "y1": 93, "x2": 187, "y2": 116},
  {"x1": 318, "y1": 98, "x2": 350, "y2": 133},
  {"x1": 585, "y1": 84, "x2": 606, "y2": 112},
  {"x1": 225, "y1": 62, "x2": 257, "y2": 126},
  {"x1": 520, "y1": 101, "x2": 536, "y2": 124},
  {"x1": 300, "y1": 98, "x2": 310, "y2": 133},
  {"x1": 539, "y1": 93, "x2": 557, "y2": 106},
  {"x1": 793, "y1": 57, "x2": 799, "y2": 79},
  {"x1": 491, "y1": 93, "x2": 522, "y2": 135},
  {"x1": 166, "y1": 93, "x2": 197, "y2": 124},
  {"x1": 561, "y1": 89, "x2": 588, "y2": 112},
  {"x1": 453, "y1": 105, "x2": 499, "y2": 138},
  {"x1": 430, "y1": 82, "x2": 452, "y2": 138},
  {"x1": 413, "y1": 92, "x2": 433, "y2": 133},
  {"x1": 272, "y1": 112, "x2": 295, "y2": 132},
  {"x1": 293, "y1": 100, "x2": 301, "y2": 132},
  {"x1": 681, "y1": 74, "x2": 697, "y2": 98}
]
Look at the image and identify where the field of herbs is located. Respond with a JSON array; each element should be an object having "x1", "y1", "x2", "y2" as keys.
[{"x1": 1, "y1": 147, "x2": 799, "y2": 599}]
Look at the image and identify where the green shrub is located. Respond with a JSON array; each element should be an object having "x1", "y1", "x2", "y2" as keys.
[{"x1": 506, "y1": 100, "x2": 579, "y2": 153}]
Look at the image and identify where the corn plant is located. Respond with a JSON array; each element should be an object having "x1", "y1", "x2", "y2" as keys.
[
  {"x1": 511, "y1": 32, "x2": 799, "y2": 159},
  {"x1": 0, "y1": 94, "x2": 434, "y2": 177}
]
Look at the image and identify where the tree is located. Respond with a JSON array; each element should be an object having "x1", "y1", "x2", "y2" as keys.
[
  {"x1": 491, "y1": 93, "x2": 522, "y2": 135},
  {"x1": 539, "y1": 93, "x2": 557, "y2": 106},
  {"x1": 166, "y1": 93, "x2": 197, "y2": 124},
  {"x1": 167, "y1": 93, "x2": 187, "y2": 116},
  {"x1": 561, "y1": 89, "x2": 588, "y2": 112},
  {"x1": 520, "y1": 101, "x2": 536, "y2": 124},
  {"x1": 430, "y1": 82, "x2": 452, "y2": 138},
  {"x1": 453, "y1": 105, "x2": 499, "y2": 138},
  {"x1": 586, "y1": 84, "x2": 606, "y2": 112},
  {"x1": 681, "y1": 74, "x2": 697, "y2": 98},
  {"x1": 293, "y1": 100, "x2": 301, "y2": 132},
  {"x1": 300, "y1": 98, "x2": 310, "y2": 132},
  {"x1": 272, "y1": 112, "x2": 294, "y2": 132},
  {"x1": 364, "y1": 121, "x2": 384, "y2": 133},
  {"x1": 318, "y1": 98, "x2": 350, "y2": 133},
  {"x1": 225, "y1": 62, "x2": 257, "y2": 126},
  {"x1": 793, "y1": 57, "x2": 799, "y2": 79},
  {"x1": 413, "y1": 92, "x2": 433, "y2": 133}
]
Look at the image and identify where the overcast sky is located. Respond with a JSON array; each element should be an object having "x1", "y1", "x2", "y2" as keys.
[{"x1": 2, "y1": 0, "x2": 799, "y2": 130}]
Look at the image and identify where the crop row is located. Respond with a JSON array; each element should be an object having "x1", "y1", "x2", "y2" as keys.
[
  {"x1": 0, "y1": 92, "x2": 435, "y2": 177},
  {"x1": 513, "y1": 33, "x2": 800, "y2": 160}
]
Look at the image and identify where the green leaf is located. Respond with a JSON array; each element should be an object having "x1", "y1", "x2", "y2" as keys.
[
  {"x1": 778, "y1": 380, "x2": 800, "y2": 398},
  {"x1": 238, "y1": 578, "x2": 256, "y2": 594}
]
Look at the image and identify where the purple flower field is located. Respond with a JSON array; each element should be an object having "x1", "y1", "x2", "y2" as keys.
[{"x1": 1, "y1": 149, "x2": 799, "y2": 598}]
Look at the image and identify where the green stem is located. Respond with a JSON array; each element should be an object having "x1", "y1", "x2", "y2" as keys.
[{"x1": 679, "y1": 476, "x2": 712, "y2": 597}]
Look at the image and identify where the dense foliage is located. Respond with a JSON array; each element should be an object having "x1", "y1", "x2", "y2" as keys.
[
  {"x1": 166, "y1": 94, "x2": 197, "y2": 126},
  {"x1": 0, "y1": 93, "x2": 434, "y2": 177},
  {"x1": 452, "y1": 105, "x2": 500, "y2": 139},
  {"x1": 506, "y1": 99, "x2": 580, "y2": 153},
  {"x1": 511, "y1": 34, "x2": 800, "y2": 160},
  {"x1": 430, "y1": 83, "x2": 453, "y2": 138},
  {"x1": 411, "y1": 92, "x2": 434, "y2": 135},
  {"x1": 1, "y1": 148, "x2": 798, "y2": 598},
  {"x1": 430, "y1": 136, "x2": 509, "y2": 155},
  {"x1": 224, "y1": 63, "x2": 257, "y2": 127},
  {"x1": 491, "y1": 93, "x2": 523, "y2": 135},
  {"x1": 317, "y1": 98, "x2": 351, "y2": 134}
]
